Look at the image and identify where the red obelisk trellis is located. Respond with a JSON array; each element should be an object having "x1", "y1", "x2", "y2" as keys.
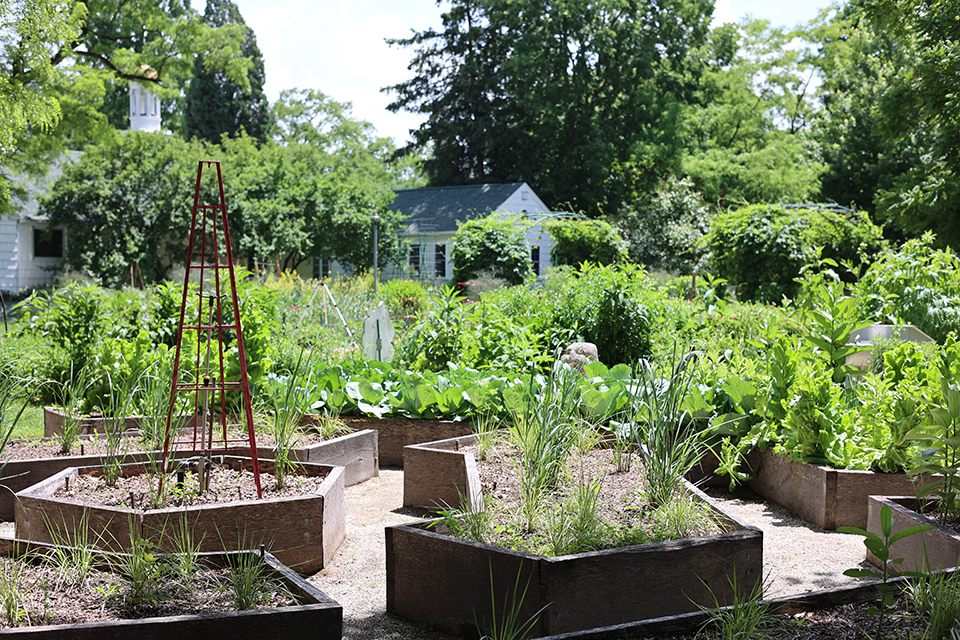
[{"x1": 160, "y1": 160, "x2": 262, "y2": 498}]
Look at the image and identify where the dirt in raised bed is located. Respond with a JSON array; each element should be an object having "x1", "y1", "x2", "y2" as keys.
[
  {"x1": 0, "y1": 554, "x2": 297, "y2": 629},
  {"x1": 54, "y1": 463, "x2": 327, "y2": 509},
  {"x1": 2, "y1": 425, "x2": 343, "y2": 462}
]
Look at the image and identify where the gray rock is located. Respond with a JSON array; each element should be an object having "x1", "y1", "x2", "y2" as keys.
[{"x1": 560, "y1": 341, "x2": 599, "y2": 372}]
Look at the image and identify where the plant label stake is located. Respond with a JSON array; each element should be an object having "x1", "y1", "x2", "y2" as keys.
[{"x1": 159, "y1": 160, "x2": 262, "y2": 498}]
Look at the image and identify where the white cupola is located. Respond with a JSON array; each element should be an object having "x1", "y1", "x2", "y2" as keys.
[{"x1": 129, "y1": 66, "x2": 162, "y2": 132}]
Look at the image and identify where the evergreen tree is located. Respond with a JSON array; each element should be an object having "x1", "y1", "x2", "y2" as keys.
[
  {"x1": 386, "y1": 0, "x2": 713, "y2": 217},
  {"x1": 183, "y1": 0, "x2": 270, "y2": 144}
]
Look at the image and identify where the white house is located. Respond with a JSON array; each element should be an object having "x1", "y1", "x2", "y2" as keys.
[
  {"x1": 1, "y1": 80, "x2": 162, "y2": 294},
  {"x1": 0, "y1": 151, "x2": 80, "y2": 294},
  {"x1": 385, "y1": 182, "x2": 553, "y2": 282}
]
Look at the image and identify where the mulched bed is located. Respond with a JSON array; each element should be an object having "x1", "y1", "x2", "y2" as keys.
[
  {"x1": 54, "y1": 463, "x2": 327, "y2": 509},
  {"x1": 0, "y1": 554, "x2": 296, "y2": 629},
  {"x1": 643, "y1": 598, "x2": 927, "y2": 639},
  {"x1": 2, "y1": 428, "x2": 335, "y2": 461}
]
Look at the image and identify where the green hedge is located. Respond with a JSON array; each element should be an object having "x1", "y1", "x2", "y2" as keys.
[
  {"x1": 450, "y1": 215, "x2": 532, "y2": 285},
  {"x1": 544, "y1": 217, "x2": 626, "y2": 267},
  {"x1": 706, "y1": 204, "x2": 885, "y2": 303}
]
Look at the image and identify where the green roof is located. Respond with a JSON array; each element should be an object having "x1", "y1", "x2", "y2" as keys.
[{"x1": 390, "y1": 183, "x2": 530, "y2": 234}]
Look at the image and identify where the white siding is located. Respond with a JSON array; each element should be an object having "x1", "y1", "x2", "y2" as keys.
[
  {"x1": 524, "y1": 223, "x2": 555, "y2": 276},
  {"x1": 497, "y1": 184, "x2": 550, "y2": 215},
  {"x1": 0, "y1": 215, "x2": 19, "y2": 293}
]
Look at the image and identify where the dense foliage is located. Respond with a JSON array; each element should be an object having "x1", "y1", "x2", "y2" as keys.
[
  {"x1": 387, "y1": 0, "x2": 713, "y2": 216},
  {"x1": 544, "y1": 218, "x2": 626, "y2": 268},
  {"x1": 706, "y1": 204, "x2": 886, "y2": 303},
  {"x1": 856, "y1": 233, "x2": 960, "y2": 343},
  {"x1": 449, "y1": 215, "x2": 532, "y2": 286},
  {"x1": 1, "y1": 0, "x2": 251, "y2": 209},
  {"x1": 183, "y1": 0, "x2": 271, "y2": 145}
]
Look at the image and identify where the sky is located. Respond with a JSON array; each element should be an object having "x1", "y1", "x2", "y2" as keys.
[{"x1": 218, "y1": 0, "x2": 837, "y2": 147}]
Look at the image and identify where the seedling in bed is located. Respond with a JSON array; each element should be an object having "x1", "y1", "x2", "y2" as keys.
[{"x1": 838, "y1": 503, "x2": 932, "y2": 636}]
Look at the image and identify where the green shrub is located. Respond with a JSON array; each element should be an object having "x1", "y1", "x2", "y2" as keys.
[
  {"x1": 706, "y1": 204, "x2": 885, "y2": 303},
  {"x1": 493, "y1": 263, "x2": 659, "y2": 365},
  {"x1": 543, "y1": 217, "x2": 626, "y2": 267},
  {"x1": 15, "y1": 282, "x2": 104, "y2": 372},
  {"x1": 856, "y1": 232, "x2": 960, "y2": 343},
  {"x1": 616, "y1": 175, "x2": 713, "y2": 275},
  {"x1": 450, "y1": 215, "x2": 532, "y2": 285},
  {"x1": 380, "y1": 278, "x2": 428, "y2": 320}
]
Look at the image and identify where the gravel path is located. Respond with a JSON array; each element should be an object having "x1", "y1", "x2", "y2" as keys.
[
  {"x1": 310, "y1": 471, "x2": 874, "y2": 639},
  {"x1": 701, "y1": 486, "x2": 872, "y2": 599},
  {"x1": 309, "y1": 468, "x2": 457, "y2": 640}
]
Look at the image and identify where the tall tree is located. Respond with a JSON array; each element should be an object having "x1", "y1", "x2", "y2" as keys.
[
  {"x1": 42, "y1": 131, "x2": 206, "y2": 287},
  {"x1": 386, "y1": 0, "x2": 713, "y2": 216},
  {"x1": 1, "y1": 0, "x2": 250, "y2": 209},
  {"x1": 0, "y1": 0, "x2": 82, "y2": 207},
  {"x1": 183, "y1": 0, "x2": 270, "y2": 144},
  {"x1": 805, "y1": 3, "x2": 918, "y2": 221},
  {"x1": 858, "y1": 0, "x2": 960, "y2": 246},
  {"x1": 681, "y1": 19, "x2": 824, "y2": 208}
]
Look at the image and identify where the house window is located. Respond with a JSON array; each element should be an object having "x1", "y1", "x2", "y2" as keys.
[
  {"x1": 34, "y1": 228, "x2": 63, "y2": 258},
  {"x1": 313, "y1": 255, "x2": 330, "y2": 279},
  {"x1": 531, "y1": 246, "x2": 540, "y2": 276},
  {"x1": 409, "y1": 244, "x2": 421, "y2": 275},
  {"x1": 435, "y1": 244, "x2": 446, "y2": 278}
]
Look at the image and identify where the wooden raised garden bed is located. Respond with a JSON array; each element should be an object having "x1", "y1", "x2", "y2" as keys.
[
  {"x1": 403, "y1": 434, "x2": 482, "y2": 510},
  {"x1": 390, "y1": 435, "x2": 763, "y2": 637},
  {"x1": 865, "y1": 495, "x2": 960, "y2": 572},
  {"x1": 37, "y1": 409, "x2": 377, "y2": 487},
  {"x1": 336, "y1": 415, "x2": 473, "y2": 467},
  {"x1": 0, "y1": 436, "x2": 180, "y2": 522},
  {"x1": 745, "y1": 447, "x2": 933, "y2": 530},
  {"x1": 13, "y1": 457, "x2": 345, "y2": 575},
  {"x1": 0, "y1": 545, "x2": 342, "y2": 639},
  {"x1": 43, "y1": 406, "x2": 142, "y2": 437}
]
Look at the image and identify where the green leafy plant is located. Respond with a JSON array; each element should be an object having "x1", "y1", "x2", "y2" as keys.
[
  {"x1": 221, "y1": 547, "x2": 283, "y2": 611},
  {"x1": 905, "y1": 570, "x2": 960, "y2": 640},
  {"x1": 100, "y1": 368, "x2": 142, "y2": 487},
  {"x1": 795, "y1": 263, "x2": 871, "y2": 384},
  {"x1": 544, "y1": 217, "x2": 626, "y2": 267},
  {"x1": 395, "y1": 286, "x2": 466, "y2": 372},
  {"x1": 44, "y1": 508, "x2": 102, "y2": 587},
  {"x1": 651, "y1": 490, "x2": 717, "y2": 539},
  {"x1": 508, "y1": 363, "x2": 582, "y2": 531},
  {"x1": 115, "y1": 516, "x2": 166, "y2": 608},
  {"x1": 164, "y1": 511, "x2": 203, "y2": 583},
  {"x1": 432, "y1": 493, "x2": 494, "y2": 545},
  {"x1": 908, "y1": 339, "x2": 960, "y2": 523},
  {"x1": 261, "y1": 349, "x2": 314, "y2": 489},
  {"x1": 450, "y1": 214, "x2": 532, "y2": 286},
  {"x1": 55, "y1": 363, "x2": 92, "y2": 454},
  {"x1": 838, "y1": 503, "x2": 932, "y2": 636},
  {"x1": 543, "y1": 476, "x2": 606, "y2": 556},
  {"x1": 0, "y1": 558, "x2": 32, "y2": 626}
]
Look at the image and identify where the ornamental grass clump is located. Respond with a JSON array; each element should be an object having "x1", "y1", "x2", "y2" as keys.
[
  {"x1": 625, "y1": 348, "x2": 705, "y2": 508},
  {"x1": 261, "y1": 349, "x2": 316, "y2": 490},
  {"x1": 507, "y1": 362, "x2": 582, "y2": 531}
]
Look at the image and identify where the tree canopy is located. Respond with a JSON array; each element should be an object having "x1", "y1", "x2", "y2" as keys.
[
  {"x1": 1, "y1": 0, "x2": 250, "y2": 209},
  {"x1": 183, "y1": 0, "x2": 270, "y2": 144},
  {"x1": 42, "y1": 89, "x2": 411, "y2": 286},
  {"x1": 387, "y1": 0, "x2": 714, "y2": 217}
]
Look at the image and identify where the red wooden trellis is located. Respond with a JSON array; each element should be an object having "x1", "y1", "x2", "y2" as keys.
[{"x1": 159, "y1": 160, "x2": 262, "y2": 498}]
